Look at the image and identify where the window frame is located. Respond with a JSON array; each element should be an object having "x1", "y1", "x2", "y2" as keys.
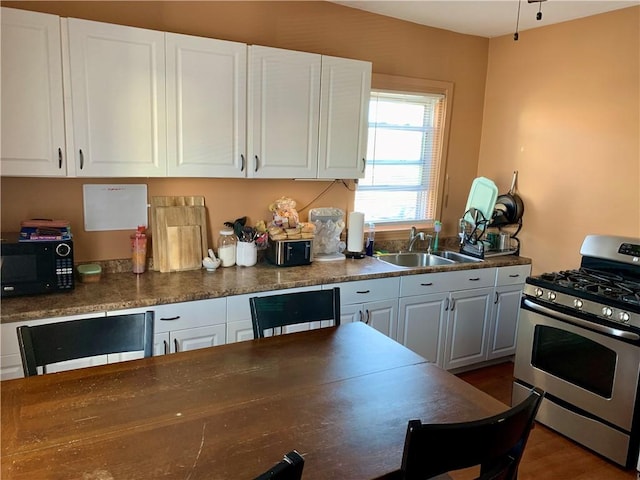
[{"x1": 356, "y1": 73, "x2": 454, "y2": 233}]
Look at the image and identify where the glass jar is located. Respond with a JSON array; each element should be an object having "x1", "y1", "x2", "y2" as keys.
[{"x1": 217, "y1": 229, "x2": 237, "y2": 267}]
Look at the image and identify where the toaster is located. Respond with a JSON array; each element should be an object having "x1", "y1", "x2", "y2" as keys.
[{"x1": 266, "y1": 238, "x2": 313, "y2": 266}]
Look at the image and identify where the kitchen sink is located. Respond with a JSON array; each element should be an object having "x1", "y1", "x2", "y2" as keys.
[
  {"x1": 376, "y1": 250, "x2": 483, "y2": 268},
  {"x1": 376, "y1": 252, "x2": 456, "y2": 268},
  {"x1": 432, "y1": 250, "x2": 484, "y2": 263}
]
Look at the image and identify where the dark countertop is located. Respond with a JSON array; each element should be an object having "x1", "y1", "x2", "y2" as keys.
[{"x1": 1, "y1": 254, "x2": 531, "y2": 324}]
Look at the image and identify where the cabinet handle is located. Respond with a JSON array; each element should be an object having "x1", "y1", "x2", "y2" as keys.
[
  {"x1": 160, "y1": 316, "x2": 181, "y2": 321},
  {"x1": 79, "y1": 149, "x2": 84, "y2": 170},
  {"x1": 364, "y1": 309, "x2": 370, "y2": 324},
  {"x1": 163, "y1": 340, "x2": 169, "y2": 355},
  {"x1": 254, "y1": 155, "x2": 259, "y2": 172},
  {"x1": 450, "y1": 298, "x2": 456, "y2": 311},
  {"x1": 420, "y1": 282, "x2": 433, "y2": 287},
  {"x1": 468, "y1": 277, "x2": 480, "y2": 281},
  {"x1": 356, "y1": 290, "x2": 371, "y2": 294},
  {"x1": 509, "y1": 274, "x2": 520, "y2": 278},
  {"x1": 58, "y1": 148, "x2": 63, "y2": 169},
  {"x1": 240, "y1": 154, "x2": 245, "y2": 172},
  {"x1": 358, "y1": 310, "x2": 364, "y2": 323},
  {"x1": 361, "y1": 157, "x2": 366, "y2": 173},
  {"x1": 444, "y1": 297, "x2": 449, "y2": 311},
  {"x1": 174, "y1": 338, "x2": 179, "y2": 353},
  {"x1": 494, "y1": 292, "x2": 499, "y2": 304}
]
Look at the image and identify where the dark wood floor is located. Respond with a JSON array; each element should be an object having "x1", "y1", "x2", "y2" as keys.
[{"x1": 456, "y1": 361, "x2": 637, "y2": 480}]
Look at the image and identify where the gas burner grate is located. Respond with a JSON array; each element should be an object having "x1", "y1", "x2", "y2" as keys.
[{"x1": 531, "y1": 267, "x2": 640, "y2": 305}]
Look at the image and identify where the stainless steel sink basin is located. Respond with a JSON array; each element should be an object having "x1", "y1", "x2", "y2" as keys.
[
  {"x1": 432, "y1": 250, "x2": 483, "y2": 263},
  {"x1": 376, "y1": 252, "x2": 456, "y2": 268}
]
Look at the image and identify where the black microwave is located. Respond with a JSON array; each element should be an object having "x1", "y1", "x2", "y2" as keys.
[{"x1": 1, "y1": 233, "x2": 75, "y2": 297}]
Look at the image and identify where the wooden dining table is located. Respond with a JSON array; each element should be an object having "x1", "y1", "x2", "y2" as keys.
[{"x1": 1, "y1": 322, "x2": 507, "y2": 480}]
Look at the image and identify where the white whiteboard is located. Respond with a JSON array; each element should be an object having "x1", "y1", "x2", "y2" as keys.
[{"x1": 83, "y1": 184, "x2": 148, "y2": 231}]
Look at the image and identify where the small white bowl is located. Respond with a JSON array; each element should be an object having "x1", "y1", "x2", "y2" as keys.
[{"x1": 202, "y1": 257, "x2": 221, "y2": 271}]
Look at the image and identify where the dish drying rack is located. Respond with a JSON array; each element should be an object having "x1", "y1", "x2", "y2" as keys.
[{"x1": 459, "y1": 208, "x2": 520, "y2": 259}]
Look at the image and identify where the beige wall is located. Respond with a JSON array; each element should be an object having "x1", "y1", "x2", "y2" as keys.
[
  {"x1": 1, "y1": 1, "x2": 488, "y2": 262},
  {"x1": 480, "y1": 6, "x2": 640, "y2": 274}
]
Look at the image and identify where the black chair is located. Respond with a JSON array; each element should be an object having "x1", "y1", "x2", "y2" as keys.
[
  {"x1": 17, "y1": 311, "x2": 154, "y2": 377},
  {"x1": 253, "y1": 450, "x2": 305, "y2": 480},
  {"x1": 250, "y1": 287, "x2": 340, "y2": 339},
  {"x1": 387, "y1": 387, "x2": 544, "y2": 480}
]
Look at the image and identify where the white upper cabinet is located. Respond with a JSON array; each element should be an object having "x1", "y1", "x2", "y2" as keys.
[
  {"x1": 166, "y1": 33, "x2": 247, "y2": 177},
  {"x1": 318, "y1": 55, "x2": 371, "y2": 179},
  {"x1": 67, "y1": 18, "x2": 167, "y2": 177},
  {"x1": 248, "y1": 45, "x2": 321, "y2": 179},
  {"x1": 2, "y1": 10, "x2": 371, "y2": 179},
  {"x1": 1, "y1": 8, "x2": 66, "y2": 177}
]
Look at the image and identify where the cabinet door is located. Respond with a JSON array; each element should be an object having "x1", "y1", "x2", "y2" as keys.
[
  {"x1": 226, "y1": 320, "x2": 256, "y2": 344},
  {"x1": 166, "y1": 33, "x2": 247, "y2": 177},
  {"x1": 248, "y1": 45, "x2": 320, "y2": 178},
  {"x1": 398, "y1": 293, "x2": 448, "y2": 367},
  {"x1": 318, "y1": 55, "x2": 371, "y2": 179},
  {"x1": 154, "y1": 332, "x2": 170, "y2": 356},
  {"x1": 171, "y1": 324, "x2": 226, "y2": 353},
  {"x1": 1, "y1": 8, "x2": 66, "y2": 176},
  {"x1": 339, "y1": 304, "x2": 364, "y2": 324},
  {"x1": 487, "y1": 285, "x2": 524, "y2": 360},
  {"x1": 444, "y1": 287, "x2": 493, "y2": 370},
  {"x1": 363, "y1": 299, "x2": 398, "y2": 340},
  {"x1": 67, "y1": 18, "x2": 166, "y2": 177}
]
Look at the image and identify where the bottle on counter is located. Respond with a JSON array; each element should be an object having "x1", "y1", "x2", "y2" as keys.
[
  {"x1": 131, "y1": 226, "x2": 147, "y2": 274},
  {"x1": 218, "y1": 229, "x2": 237, "y2": 267}
]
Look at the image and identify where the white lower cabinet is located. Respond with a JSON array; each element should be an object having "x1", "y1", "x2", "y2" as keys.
[
  {"x1": 487, "y1": 264, "x2": 531, "y2": 360},
  {"x1": 151, "y1": 298, "x2": 226, "y2": 355},
  {"x1": 443, "y1": 286, "x2": 494, "y2": 370},
  {"x1": 324, "y1": 277, "x2": 400, "y2": 339},
  {"x1": 398, "y1": 268, "x2": 496, "y2": 370},
  {"x1": 397, "y1": 292, "x2": 448, "y2": 366},
  {"x1": 1, "y1": 264, "x2": 530, "y2": 378}
]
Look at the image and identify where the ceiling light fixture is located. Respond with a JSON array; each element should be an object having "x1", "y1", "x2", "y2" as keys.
[{"x1": 514, "y1": 0, "x2": 548, "y2": 41}]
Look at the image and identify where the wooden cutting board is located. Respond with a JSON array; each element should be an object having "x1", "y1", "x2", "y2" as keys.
[{"x1": 153, "y1": 203, "x2": 208, "y2": 272}]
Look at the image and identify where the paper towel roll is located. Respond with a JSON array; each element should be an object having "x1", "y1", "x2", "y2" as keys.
[{"x1": 347, "y1": 212, "x2": 365, "y2": 252}]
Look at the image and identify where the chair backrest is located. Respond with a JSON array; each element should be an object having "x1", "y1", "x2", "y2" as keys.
[
  {"x1": 400, "y1": 387, "x2": 544, "y2": 480},
  {"x1": 17, "y1": 311, "x2": 154, "y2": 377},
  {"x1": 250, "y1": 287, "x2": 340, "y2": 339},
  {"x1": 253, "y1": 450, "x2": 304, "y2": 480}
]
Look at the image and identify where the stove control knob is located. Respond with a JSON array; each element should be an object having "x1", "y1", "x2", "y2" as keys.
[
  {"x1": 602, "y1": 306, "x2": 613, "y2": 318},
  {"x1": 619, "y1": 312, "x2": 630, "y2": 323},
  {"x1": 573, "y1": 299, "x2": 583, "y2": 309},
  {"x1": 547, "y1": 292, "x2": 556, "y2": 301},
  {"x1": 535, "y1": 288, "x2": 544, "y2": 298}
]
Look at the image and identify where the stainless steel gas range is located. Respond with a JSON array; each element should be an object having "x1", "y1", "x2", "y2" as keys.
[{"x1": 513, "y1": 234, "x2": 640, "y2": 469}]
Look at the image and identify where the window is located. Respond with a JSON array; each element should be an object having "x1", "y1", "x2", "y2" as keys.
[{"x1": 355, "y1": 85, "x2": 450, "y2": 227}]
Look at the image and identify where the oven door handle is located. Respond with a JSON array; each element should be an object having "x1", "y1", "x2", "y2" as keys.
[{"x1": 523, "y1": 298, "x2": 640, "y2": 341}]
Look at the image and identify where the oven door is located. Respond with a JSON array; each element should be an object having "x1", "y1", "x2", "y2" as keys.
[
  {"x1": 514, "y1": 298, "x2": 640, "y2": 431},
  {"x1": 515, "y1": 298, "x2": 640, "y2": 467}
]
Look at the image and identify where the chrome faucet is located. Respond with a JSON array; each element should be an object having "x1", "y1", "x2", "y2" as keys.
[{"x1": 408, "y1": 226, "x2": 425, "y2": 252}]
